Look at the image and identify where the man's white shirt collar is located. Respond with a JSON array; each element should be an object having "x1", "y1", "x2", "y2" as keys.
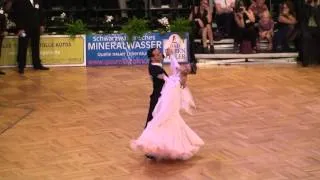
[
  {"x1": 151, "y1": 63, "x2": 162, "y2": 67},
  {"x1": 30, "y1": 0, "x2": 34, "y2": 5}
]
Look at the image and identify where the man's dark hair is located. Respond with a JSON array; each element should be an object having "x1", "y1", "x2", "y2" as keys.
[
  {"x1": 147, "y1": 48, "x2": 156, "y2": 59},
  {"x1": 192, "y1": 0, "x2": 200, "y2": 6}
]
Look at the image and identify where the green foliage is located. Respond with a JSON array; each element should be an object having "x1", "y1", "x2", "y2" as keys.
[
  {"x1": 169, "y1": 18, "x2": 191, "y2": 38},
  {"x1": 120, "y1": 17, "x2": 151, "y2": 42},
  {"x1": 66, "y1": 20, "x2": 91, "y2": 38}
]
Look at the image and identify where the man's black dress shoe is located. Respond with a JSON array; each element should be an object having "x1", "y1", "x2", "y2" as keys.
[
  {"x1": 0, "y1": 71, "x2": 5, "y2": 75},
  {"x1": 145, "y1": 154, "x2": 156, "y2": 160},
  {"x1": 18, "y1": 69, "x2": 24, "y2": 74},
  {"x1": 34, "y1": 66, "x2": 49, "y2": 70}
]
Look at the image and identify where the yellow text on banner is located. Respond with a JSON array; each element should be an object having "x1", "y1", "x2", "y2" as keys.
[{"x1": 0, "y1": 35, "x2": 85, "y2": 66}]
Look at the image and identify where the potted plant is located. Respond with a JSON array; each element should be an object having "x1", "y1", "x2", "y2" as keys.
[
  {"x1": 169, "y1": 17, "x2": 191, "y2": 38},
  {"x1": 120, "y1": 17, "x2": 151, "y2": 42},
  {"x1": 155, "y1": 17, "x2": 191, "y2": 38},
  {"x1": 65, "y1": 19, "x2": 91, "y2": 38},
  {"x1": 103, "y1": 15, "x2": 115, "y2": 34},
  {"x1": 156, "y1": 17, "x2": 170, "y2": 34}
]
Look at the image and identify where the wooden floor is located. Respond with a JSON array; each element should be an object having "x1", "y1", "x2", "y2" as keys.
[{"x1": 0, "y1": 64, "x2": 320, "y2": 180}]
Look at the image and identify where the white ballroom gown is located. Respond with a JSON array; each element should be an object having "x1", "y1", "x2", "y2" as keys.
[{"x1": 130, "y1": 55, "x2": 204, "y2": 160}]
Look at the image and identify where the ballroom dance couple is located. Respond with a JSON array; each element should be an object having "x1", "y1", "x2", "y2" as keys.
[{"x1": 130, "y1": 47, "x2": 204, "y2": 161}]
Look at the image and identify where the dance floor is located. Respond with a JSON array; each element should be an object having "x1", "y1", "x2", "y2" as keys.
[{"x1": 0, "y1": 64, "x2": 320, "y2": 179}]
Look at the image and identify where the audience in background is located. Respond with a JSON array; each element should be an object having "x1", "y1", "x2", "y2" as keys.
[
  {"x1": 297, "y1": 0, "x2": 320, "y2": 66},
  {"x1": 214, "y1": 0, "x2": 235, "y2": 38},
  {"x1": 249, "y1": 0, "x2": 269, "y2": 20},
  {"x1": 189, "y1": 0, "x2": 214, "y2": 53},
  {"x1": 234, "y1": 0, "x2": 257, "y2": 53},
  {"x1": 0, "y1": 0, "x2": 309, "y2": 62},
  {"x1": 273, "y1": 0, "x2": 297, "y2": 52},
  {"x1": 258, "y1": 10, "x2": 274, "y2": 51}
]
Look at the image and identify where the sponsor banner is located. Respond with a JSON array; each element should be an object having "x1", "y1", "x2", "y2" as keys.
[
  {"x1": 0, "y1": 35, "x2": 85, "y2": 67},
  {"x1": 86, "y1": 32, "x2": 189, "y2": 66}
]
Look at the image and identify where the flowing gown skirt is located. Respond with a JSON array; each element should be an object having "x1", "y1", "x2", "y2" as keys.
[{"x1": 131, "y1": 77, "x2": 204, "y2": 160}]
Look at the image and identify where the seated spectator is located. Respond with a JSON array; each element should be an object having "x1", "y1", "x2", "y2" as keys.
[
  {"x1": 189, "y1": 0, "x2": 214, "y2": 53},
  {"x1": 273, "y1": 0, "x2": 297, "y2": 52},
  {"x1": 234, "y1": 0, "x2": 257, "y2": 53},
  {"x1": 249, "y1": 0, "x2": 269, "y2": 20},
  {"x1": 258, "y1": 10, "x2": 274, "y2": 51},
  {"x1": 214, "y1": 0, "x2": 235, "y2": 38}
]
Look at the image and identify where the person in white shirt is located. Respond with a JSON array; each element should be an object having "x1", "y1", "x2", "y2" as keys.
[
  {"x1": 0, "y1": 8, "x2": 6, "y2": 75},
  {"x1": 4, "y1": 0, "x2": 49, "y2": 74},
  {"x1": 214, "y1": 0, "x2": 236, "y2": 37}
]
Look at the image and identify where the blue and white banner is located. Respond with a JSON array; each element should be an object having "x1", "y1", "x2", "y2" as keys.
[{"x1": 86, "y1": 32, "x2": 189, "y2": 66}]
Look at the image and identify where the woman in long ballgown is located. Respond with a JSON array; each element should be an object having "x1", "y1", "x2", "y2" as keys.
[{"x1": 130, "y1": 49, "x2": 204, "y2": 160}]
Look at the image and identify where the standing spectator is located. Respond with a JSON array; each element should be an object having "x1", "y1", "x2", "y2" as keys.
[
  {"x1": 4, "y1": 0, "x2": 49, "y2": 74},
  {"x1": 297, "y1": 0, "x2": 320, "y2": 66},
  {"x1": 0, "y1": 8, "x2": 6, "y2": 75}
]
